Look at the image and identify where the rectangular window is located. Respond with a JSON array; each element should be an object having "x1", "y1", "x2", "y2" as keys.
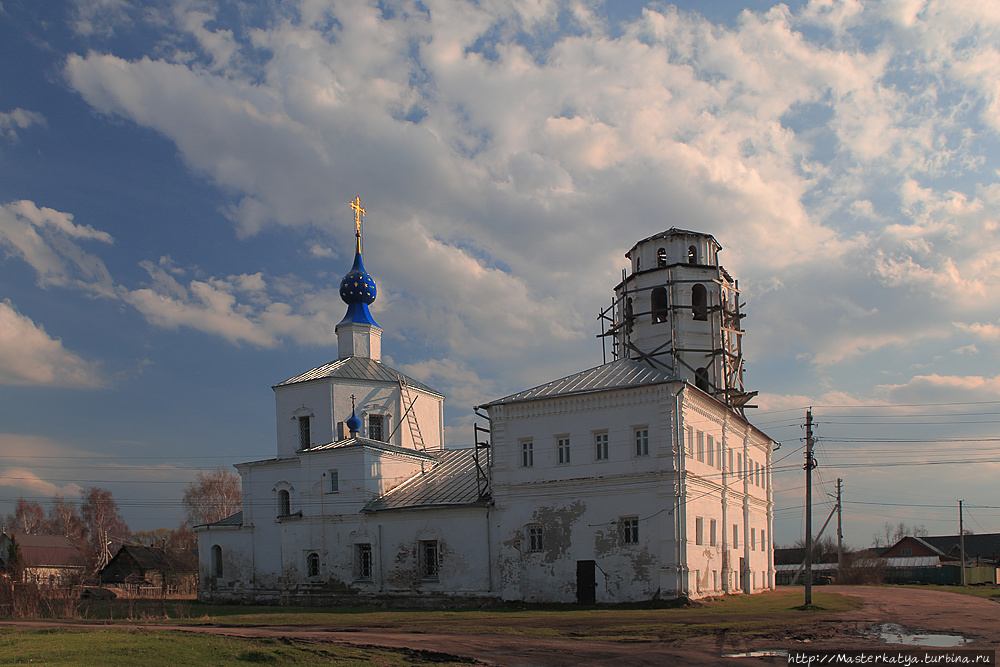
[
  {"x1": 419, "y1": 540, "x2": 439, "y2": 580},
  {"x1": 751, "y1": 528, "x2": 756, "y2": 551},
  {"x1": 557, "y1": 437, "x2": 571, "y2": 464},
  {"x1": 728, "y1": 448, "x2": 733, "y2": 473},
  {"x1": 355, "y1": 543, "x2": 373, "y2": 580},
  {"x1": 695, "y1": 516, "x2": 704, "y2": 546},
  {"x1": 594, "y1": 432, "x2": 609, "y2": 460},
  {"x1": 620, "y1": 517, "x2": 639, "y2": 545},
  {"x1": 528, "y1": 525, "x2": 543, "y2": 552},
  {"x1": 707, "y1": 434, "x2": 714, "y2": 467},
  {"x1": 733, "y1": 524, "x2": 739, "y2": 549},
  {"x1": 298, "y1": 416, "x2": 311, "y2": 449},
  {"x1": 521, "y1": 440, "x2": 534, "y2": 467},
  {"x1": 685, "y1": 426, "x2": 693, "y2": 455},
  {"x1": 710, "y1": 519, "x2": 717, "y2": 547},
  {"x1": 368, "y1": 414, "x2": 384, "y2": 442},
  {"x1": 737, "y1": 453, "x2": 742, "y2": 475},
  {"x1": 328, "y1": 469, "x2": 339, "y2": 493},
  {"x1": 694, "y1": 570, "x2": 700, "y2": 593},
  {"x1": 713, "y1": 570, "x2": 718, "y2": 591},
  {"x1": 901, "y1": 547, "x2": 913, "y2": 556},
  {"x1": 696, "y1": 431, "x2": 705, "y2": 462},
  {"x1": 762, "y1": 530, "x2": 766, "y2": 551},
  {"x1": 634, "y1": 428, "x2": 649, "y2": 456}
]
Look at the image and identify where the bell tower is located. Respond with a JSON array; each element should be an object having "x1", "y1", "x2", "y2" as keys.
[{"x1": 599, "y1": 228, "x2": 756, "y2": 414}]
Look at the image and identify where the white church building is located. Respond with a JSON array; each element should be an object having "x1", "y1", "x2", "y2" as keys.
[{"x1": 196, "y1": 208, "x2": 775, "y2": 604}]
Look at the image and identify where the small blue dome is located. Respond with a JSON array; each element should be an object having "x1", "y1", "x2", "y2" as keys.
[{"x1": 345, "y1": 411, "x2": 362, "y2": 434}]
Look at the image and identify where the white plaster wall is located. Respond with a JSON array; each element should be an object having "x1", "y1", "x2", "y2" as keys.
[
  {"x1": 488, "y1": 384, "x2": 681, "y2": 603},
  {"x1": 275, "y1": 378, "x2": 444, "y2": 456}
]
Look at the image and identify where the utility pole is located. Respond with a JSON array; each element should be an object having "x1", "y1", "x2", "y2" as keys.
[
  {"x1": 959, "y1": 500, "x2": 966, "y2": 586},
  {"x1": 804, "y1": 409, "x2": 817, "y2": 605},
  {"x1": 836, "y1": 478, "x2": 843, "y2": 576}
]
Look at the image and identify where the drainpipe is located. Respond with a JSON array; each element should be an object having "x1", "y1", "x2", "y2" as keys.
[
  {"x1": 721, "y1": 412, "x2": 730, "y2": 594},
  {"x1": 674, "y1": 385, "x2": 687, "y2": 597}
]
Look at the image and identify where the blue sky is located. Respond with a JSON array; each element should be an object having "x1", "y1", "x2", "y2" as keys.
[{"x1": 2, "y1": 0, "x2": 1000, "y2": 547}]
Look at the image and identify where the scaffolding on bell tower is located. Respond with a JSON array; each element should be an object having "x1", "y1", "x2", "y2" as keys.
[{"x1": 597, "y1": 251, "x2": 757, "y2": 417}]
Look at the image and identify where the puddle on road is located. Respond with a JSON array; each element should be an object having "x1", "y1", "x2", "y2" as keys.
[{"x1": 870, "y1": 623, "x2": 970, "y2": 648}]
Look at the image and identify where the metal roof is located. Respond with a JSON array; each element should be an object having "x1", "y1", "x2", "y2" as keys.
[
  {"x1": 274, "y1": 356, "x2": 443, "y2": 396},
  {"x1": 481, "y1": 357, "x2": 677, "y2": 407},
  {"x1": 883, "y1": 556, "x2": 940, "y2": 568},
  {"x1": 1, "y1": 533, "x2": 87, "y2": 568},
  {"x1": 308, "y1": 437, "x2": 439, "y2": 461},
  {"x1": 201, "y1": 511, "x2": 243, "y2": 528},
  {"x1": 625, "y1": 228, "x2": 722, "y2": 258},
  {"x1": 364, "y1": 448, "x2": 483, "y2": 512}
]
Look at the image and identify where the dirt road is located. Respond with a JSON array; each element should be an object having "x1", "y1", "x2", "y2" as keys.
[{"x1": 3, "y1": 587, "x2": 998, "y2": 665}]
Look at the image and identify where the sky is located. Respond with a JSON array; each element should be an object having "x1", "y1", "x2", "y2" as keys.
[{"x1": 2, "y1": 0, "x2": 1000, "y2": 549}]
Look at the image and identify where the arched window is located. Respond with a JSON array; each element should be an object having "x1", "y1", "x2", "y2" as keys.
[
  {"x1": 625, "y1": 297, "x2": 634, "y2": 334},
  {"x1": 651, "y1": 287, "x2": 668, "y2": 324},
  {"x1": 278, "y1": 489, "x2": 290, "y2": 516},
  {"x1": 307, "y1": 552, "x2": 320, "y2": 577},
  {"x1": 691, "y1": 283, "x2": 708, "y2": 321},
  {"x1": 657, "y1": 247, "x2": 667, "y2": 267},
  {"x1": 695, "y1": 367, "x2": 710, "y2": 393},
  {"x1": 211, "y1": 545, "x2": 223, "y2": 578},
  {"x1": 688, "y1": 245, "x2": 698, "y2": 264}
]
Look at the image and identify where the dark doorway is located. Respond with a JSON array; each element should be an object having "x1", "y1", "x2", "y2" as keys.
[{"x1": 577, "y1": 560, "x2": 596, "y2": 604}]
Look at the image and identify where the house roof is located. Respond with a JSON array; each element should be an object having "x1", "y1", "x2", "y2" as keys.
[
  {"x1": 307, "y1": 437, "x2": 439, "y2": 462},
  {"x1": 364, "y1": 448, "x2": 483, "y2": 512},
  {"x1": 108, "y1": 546, "x2": 198, "y2": 574},
  {"x1": 920, "y1": 533, "x2": 1000, "y2": 560},
  {"x1": 2, "y1": 533, "x2": 87, "y2": 569},
  {"x1": 480, "y1": 357, "x2": 677, "y2": 407},
  {"x1": 273, "y1": 356, "x2": 442, "y2": 396},
  {"x1": 200, "y1": 511, "x2": 243, "y2": 528},
  {"x1": 625, "y1": 228, "x2": 722, "y2": 259}
]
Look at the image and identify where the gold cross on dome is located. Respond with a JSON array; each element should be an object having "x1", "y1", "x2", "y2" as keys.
[{"x1": 350, "y1": 196, "x2": 366, "y2": 252}]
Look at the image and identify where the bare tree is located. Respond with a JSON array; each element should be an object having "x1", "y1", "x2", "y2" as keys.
[
  {"x1": 44, "y1": 495, "x2": 84, "y2": 540},
  {"x1": 10, "y1": 498, "x2": 45, "y2": 534},
  {"x1": 182, "y1": 469, "x2": 242, "y2": 526},
  {"x1": 80, "y1": 487, "x2": 132, "y2": 569},
  {"x1": 872, "y1": 521, "x2": 928, "y2": 548}
]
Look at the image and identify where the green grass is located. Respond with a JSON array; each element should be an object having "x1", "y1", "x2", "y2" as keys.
[
  {"x1": 138, "y1": 589, "x2": 860, "y2": 642},
  {"x1": 0, "y1": 627, "x2": 473, "y2": 666}
]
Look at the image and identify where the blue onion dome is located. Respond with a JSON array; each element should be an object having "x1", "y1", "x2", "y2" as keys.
[
  {"x1": 338, "y1": 251, "x2": 379, "y2": 327},
  {"x1": 339, "y1": 252, "x2": 377, "y2": 305},
  {"x1": 345, "y1": 410, "x2": 362, "y2": 435}
]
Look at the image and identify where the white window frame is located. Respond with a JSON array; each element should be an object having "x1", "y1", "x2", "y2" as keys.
[
  {"x1": 327, "y1": 469, "x2": 339, "y2": 493},
  {"x1": 634, "y1": 427, "x2": 649, "y2": 457},
  {"x1": 520, "y1": 439, "x2": 534, "y2": 467},
  {"x1": 620, "y1": 516, "x2": 639, "y2": 545},
  {"x1": 594, "y1": 431, "x2": 609, "y2": 461},
  {"x1": 557, "y1": 436, "x2": 571, "y2": 464}
]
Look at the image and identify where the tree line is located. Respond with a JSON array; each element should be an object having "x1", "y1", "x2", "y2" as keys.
[{"x1": 2, "y1": 469, "x2": 241, "y2": 572}]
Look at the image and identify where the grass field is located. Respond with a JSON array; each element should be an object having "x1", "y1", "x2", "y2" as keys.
[
  {"x1": 0, "y1": 589, "x2": 863, "y2": 664},
  {"x1": 74, "y1": 589, "x2": 860, "y2": 642},
  {"x1": 0, "y1": 627, "x2": 475, "y2": 666}
]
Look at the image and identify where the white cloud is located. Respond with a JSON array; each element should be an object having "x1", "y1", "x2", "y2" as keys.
[
  {"x1": 50, "y1": 0, "x2": 1000, "y2": 425},
  {"x1": 0, "y1": 108, "x2": 45, "y2": 141},
  {"x1": 0, "y1": 200, "x2": 115, "y2": 296},
  {"x1": 0, "y1": 300, "x2": 104, "y2": 388}
]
